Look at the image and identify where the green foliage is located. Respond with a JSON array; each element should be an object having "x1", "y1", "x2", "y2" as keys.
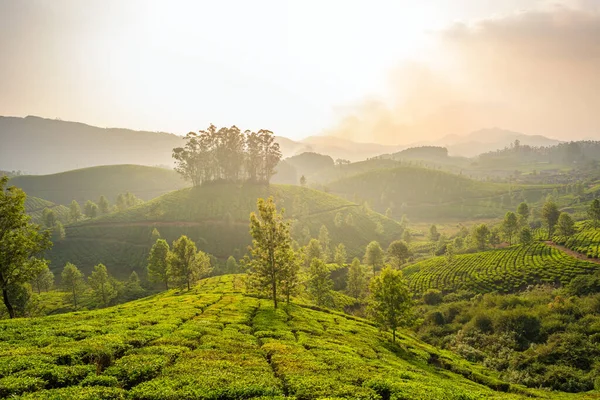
[
  {"x1": 333, "y1": 243, "x2": 347, "y2": 267},
  {"x1": 516, "y1": 202, "x2": 530, "y2": 226},
  {"x1": 148, "y1": 239, "x2": 170, "y2": 290},
  {"x1": 387, "y1": 240, "x2": 411, "y2": 267},
  {"x1": 168, "y1": 236, "x2": 211, "y2": 290},
  {"x1": 347, "y1": 258, "x2": 368, "y2": 300},
  {"x1": 369, "y1": 266, "x2": 414, "y2": 342},
  {"x1": 31, "y1": 266, "x2": 54, "y2": 294},
  {"x1": 404, "y1": 243, "x2": 600, "y2": 294},
  {"x1": 556, "y1": 212, "x2": 575, "y2": 237},
  {"x1": 69, "y1": 200, "x2": 82, "y2": 223},
  {"x1": 88, "y1": 264, "x2": 116, "y2": 306},
  {"x1": 307, "y1": 258, "x2": 334, "y2": 307},
  {"x1": 304, "y1": 239, "x2": 323, "y2": 268},
  {"x1": 98, "y1": 195, "x2": 111, "y2": 215},
  {"x1": 422, "y1": 289, "x2": 443, "y2": 306},
  {"x1": 502, "y1": 212, "x2": 519, "y2": 245},
  {"x1": 519, "y1": 227, "x2": 533, "y2": 245},
  {"x1": 0, "y1": 176, "x2": 52, "y2": 318},
  {"x1": 542, "y1": 200, "x2": 560, "y2": 239},
  {"x1": 61, "y1": 263, "x2": 85, "y2": 307},
  {"x1": 363, "y1": 241, "x2": 384, "y2": 271},
  {"x1": 42, "y1": 208, "x2": 57, "y2": 228},
  {"x1": 472, "y1": 224, "x2": 490, "y2": 251},
  {"x1": 84, "y1": 200, "x2": 98, "y2": 219}
]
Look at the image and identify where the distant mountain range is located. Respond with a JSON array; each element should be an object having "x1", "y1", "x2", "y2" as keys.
[{"x1": 0, "y1": 115, "x2": 564, "y2": 173}]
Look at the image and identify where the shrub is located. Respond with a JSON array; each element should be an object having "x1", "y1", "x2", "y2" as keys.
[{"x1": 422, "y1": 289, "x2": 443, "y2": 305}]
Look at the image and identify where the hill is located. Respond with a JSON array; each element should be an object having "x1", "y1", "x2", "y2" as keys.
[
  {"x1": 10, "y1": 165, "x2": 189, "y2": 205},
  {"x1": 0, "y1": 275, "x2": 570, "y2": 399},
  {"x1": 325, "y1": 165, "x2": 537, "y2": 220},
  {"x1": 403, "y1": 243, "x2": 600, "y2": 294},
  {"x1": 24, "y1": 196, "x2": 69, "y2": 225},
  {"x1": 48, "y1": 184, "x2": 403, "y2": 277}
]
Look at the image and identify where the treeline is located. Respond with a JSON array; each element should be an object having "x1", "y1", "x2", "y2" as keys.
[
  {"x1": 173, "y1": 125, "x2": 282, "y2": 186},
  {"x1": 479, "y1": 140, "x2": 600, "y2": 166}
]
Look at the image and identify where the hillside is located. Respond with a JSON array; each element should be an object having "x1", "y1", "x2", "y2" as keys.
[
  {"x1": 48, "y1": 184, "x2": 403, "y2": 277},
  {"x1": 0, "y1": 275, "x2": 572, "y2": 399},
  {"x1": 326, "y1": 165, "x2": 535, "y2": 220},
  {"x1": 403, "y1": 243, "x2": 600, "y2": 294},
  {"x1": 24, "y1": 196, "x2": 69, "y2": 225},
  {"x1": 11, "y1": 165, "x2": 189, "y2": 205}
]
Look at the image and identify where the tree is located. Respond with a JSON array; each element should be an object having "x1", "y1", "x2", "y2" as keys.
[
  {"x1": 369, "y1": 266, "x2": 414, "y2": 342},
  {"x1": 148, "y1": 239, "x2": 170, "y2": 290},
  {"x1": 280, "y1": 249, "x2": 301, "y2": 305},
  {"x1": 69, "y1": 200, "x2": 82, "y2": 223},
  {"x1": 542, "y1": 200, "x2": 561, "y2": 239},
  {"x1": 556, "y1": 212, "x2": 575, "y2": 237},
  {"x1": 123, "y1": 271, "x2": 145, "y2": 301},
  {"x1": 347, "y1": 258, "x2": 368, "y2": 299},
  {"x1": 364, "y1": 241, "x2": 384, "y2": 271},
  {"x1": 88, "y1": 264, "x2": 115, "y2": 306},
  {"x1": 318, "y1": 225, "x2": 331, "y2": 262},
  {"x1": 304, "y1": 239, "x2": 324, "y2": 268},
  {"x1": 387, "y1": 240, "x2": 411, "y2": 267},
  {"x1": 333, "y1": 243, "x2": 347, "y2": 267},
  {"x1": 150, "y1": 228, "x2": 161, "y2": 243},
  {"x1": 517, "y1": 202, "x2": 530, "y2": 226},
  {"x1": 402, "y1": 230, "x2": 412, "y2": 244},
  {"x1": 248, "y1": 197, "x2": 294, "y2": 308},
  {"x1": 169, "y1": 236, "x2": 211, "y2": 290},
  {"x1": 300, "y1": 175, "x2": 307, "y2": 187},
  {"x1": 445, "y1": 243, "x2": 455, "y2": 265},
  {"x1": 31, "y1": 266, "x2": 54, "y2": 294},
  {"x1": 226, "y1": 256, "x2": 239, "y2": 274},
  {"x1": 0, "y1": 177, "x2": 51, "y2": 318},
  {"x1": 334, "y1": 212, "x2": 343, "y2": 228},
  {"x1": 53, "y1": 222, "x2": 66, "y2": 241},
  {"x1": 98, "y1": 195, "x2": 110, "y2": 215},
  {"x1": 502, "y1": 212, "x2": 519, "y2": 245},
  {"x1": 84, "y1": 200, "x2": 98, "y2": 219},
  {"x1": 472, "y1": 224, "x2": 490, "y2": 250},
  {"x1": 116, "y1": 194, "x2": 127, "y2": 212},
  {"x1": 307, "y1": 258, "x2": 333, "y2": 307},
  {"x1": 429, "y1": 225, "x2": 440, "y2": 242},
  {"x1": 520, "y1": 227, "x2": 533, "y2": 244},
  {"x1": 61, "y1": 263, "x2": 84, "y2": 307},
  {"x1": 42, "y1": 208, "x2": 57, "y2": 228},
  {"x1": 588, "y1": 199, "x2": 600, "y2": 228},
  {"x1": 258, "y1": 130, "x2": 282, "y2": 183}
]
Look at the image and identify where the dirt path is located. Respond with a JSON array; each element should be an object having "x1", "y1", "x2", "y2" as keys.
[{"x1": 544, "y1": 241, "x2": 600, "y2": 265}]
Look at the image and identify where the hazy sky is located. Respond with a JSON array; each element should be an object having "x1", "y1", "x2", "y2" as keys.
[{"x1": 1, "y1": 0, "x2": 598, "y2": 144}]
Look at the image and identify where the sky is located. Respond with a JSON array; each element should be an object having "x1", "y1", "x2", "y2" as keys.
[{"x1": 0, "y1": 0, "x2": 599, "y2": 144}]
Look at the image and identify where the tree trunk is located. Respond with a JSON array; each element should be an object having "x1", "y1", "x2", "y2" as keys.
[
  {"x1": 165, "y1": 280, "x2": 169, "y2": 291},
  {"x1": 187, "y1": 279, "x2": 190, "y2": 291},
  {"x1": 2, "y1": 288, "x2": 15, "y2": 319}
]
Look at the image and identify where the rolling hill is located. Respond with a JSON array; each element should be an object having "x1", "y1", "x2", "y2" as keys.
[
  {"x1": 10, "y1": 165, "x2": 189, "y2": 206},
  {"x1": 403, "y1": 243, "x2": 600, "y2": 294},
  {"x1": 0, "y1": 275, "x2": 572, "y2": 399},
  {"x1": 24, "y1": 196, "x2": 69, "y2": 225},
  {"x1": 48, "y1": 183, "x2": 404, "y2": 277}
]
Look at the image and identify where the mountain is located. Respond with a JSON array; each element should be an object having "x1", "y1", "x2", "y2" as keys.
[
  {"x1": 300, "y1": 135, "x2": 404, "y2": 161},
  {"x1": 10, "y1": 165, "x2": 188, "y2": 205},
  {"x1": 48, "y1": 183, "x2": 403, "y2": 277},
  {"x1": 437, "y1": 128, "x2": 562, "y2": 157},
  {"x1": 0, "y1": 274, "x2": 544, "y2": 399}
]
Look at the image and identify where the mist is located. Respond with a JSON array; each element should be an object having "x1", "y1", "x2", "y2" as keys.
[{"x1": 325, "y1": 3, "x2": 600, "y2": 145}]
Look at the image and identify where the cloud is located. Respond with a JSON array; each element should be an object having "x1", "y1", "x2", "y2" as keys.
[{"x1": 325, "y1": 4, "x2": 600, "y2": 145}]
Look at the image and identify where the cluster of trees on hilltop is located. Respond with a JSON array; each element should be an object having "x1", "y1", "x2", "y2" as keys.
[
  {"x1": 173, "y1": 125, "x2": 282, "y2": 186},
  {"x1": 478, "y1": 140, "x2": 600, "y2": 167}
]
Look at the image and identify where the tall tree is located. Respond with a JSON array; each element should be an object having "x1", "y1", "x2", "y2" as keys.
[
  {"x1": 428, "y1": 225, "x2": 440, "y2": 242},
  {"x1": 0, "y1": 177, "x2": 51, "y2": 318},
  {"x1": 588, "y1": 199, "x2": 600, "y2": 228},
  {"x1": 333, "y1": 243, "x2": 347, "y2": 267},
  {"x1": 502, "y1": 212, "x2": 519, "y2": 245},
  {"x1": 387, "y1": 240, "x2": 411, "y2": 267},
  {"x1": 556, "y1": 212, "x2": 575, "y2": 237},
  {"x1": 307, "y1": 258, "x2": 333, "y2": 307},
  {"x1": 248, "y1": 197, "x2": 293, "y2": 308},
  {"x1": 517, "y1": 202, "x2": 530, "y2": 226},
  {"x1": 148, "y1": 239, "x2": 170, "y2": 290},
  {"x1": 42, "y1": 208, "x2": 57, "y2": 228},
  {"x1": 169, "y1": 236, "x2": 211, "y2": 290},
  {"x1": 245, "y1": 130, "x2": 262, "y2": 182},
  {"x1": 280, "y1": 249, "x2": 301, "y2": 305},
  {"x1": 258, "y1": 130, "x2": 282, "y2": 183},
  {"x1": 304, "y1": 239, "x2": 324, "y2": 268},
  {"x1": 61, "y1": 263, "x2": 84, "y2": 308},
  {"x1": 31, "y1": 265, "x2": 54, "y2": 294},
  {"x1": 363, "y1": 241, "x2": 384, "y2": 271},
  {"x1": 520, "y1": 227, "x2": 533, "y2": 244},
  {"x1": 88, "y1": 264, "x2": 115, "y2": 306},
  {"x1": 347, "y1": 258, "x2": 368, "y2": 299},
  {"x1": 98, "y1": 195, "x2": 110, "y2": 215},
  {"x1": 84, "y1": 200, "x2": 98, "y2": 219},
  {"x1": 318, "y1": 225, "x2": 331, "y2": 262},
  {"x1": 542, "y1": 200, "x2": 561, "y2": 239},
  {"x1": 69, "y1": 200, "x2": 82, "y2": 223},
  {"x1": 369, "y1": 266, "x2": 413, "y2": 343},
  {"x1": 226, "y1": 256, "x2": 238, "y2": 274},
  {"x1": 53, "y1": 222, "x2": 66, "y2": 241},
  {"x1": 472, "y1": 224, "x2": 490, "y2": 250},
  {"x1": 116, "y1": 194, "x2": 127, "y2": 212}
]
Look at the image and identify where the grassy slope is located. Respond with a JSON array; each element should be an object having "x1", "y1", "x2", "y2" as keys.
[
  {"x1": 326, "y1": 165, "x2": 550, "y2": 221},
  {"x1": 403, "y1": 243, "x2": 600, "y2": 294},
  {"x1": 24, "y1": 196, "x2": 69, "y2": 225},
  {"x1": 0, "y1": 275, "x2": 586, "y2": 400},
  {"x1": 48, "y1": 183, "x2": 403, "y2": 277},
  {"x1": 10, "y1": 165, "x2": 189, "y2": 205}
]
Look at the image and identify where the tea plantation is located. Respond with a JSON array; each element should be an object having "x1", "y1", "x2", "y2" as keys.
[
  {"x1": 0, "y1": 275, "x2": 583, "y2": 400},
  {"x1": 555, "y1": 227, "x2": 600, "y2": 259},
  {"x1": 403, "y1": 243, "x2": 600, "y2": 294}
]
